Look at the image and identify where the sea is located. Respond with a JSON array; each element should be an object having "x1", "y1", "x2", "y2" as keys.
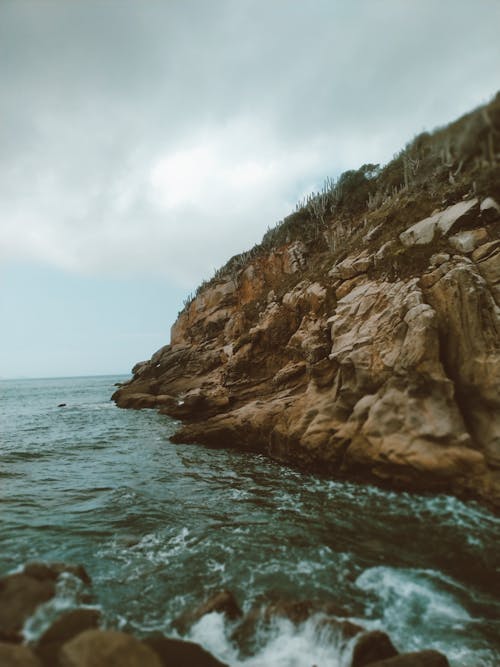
[{"x1": 1, "y1": 375, "x2": 499, "y2": 666}]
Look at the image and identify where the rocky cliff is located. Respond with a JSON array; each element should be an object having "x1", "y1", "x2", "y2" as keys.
[{"x1": 113, "y1": 94, "x2": 500, "y2": 510}]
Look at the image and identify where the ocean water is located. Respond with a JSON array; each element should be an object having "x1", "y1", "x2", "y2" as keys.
[{"x1": 1, "y1": 375, "x2": 499, "y2": 666}]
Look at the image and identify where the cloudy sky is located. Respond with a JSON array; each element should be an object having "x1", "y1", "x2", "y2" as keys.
[{"x1": 1, "y1": 0, "x2": 499, "y2": 378}]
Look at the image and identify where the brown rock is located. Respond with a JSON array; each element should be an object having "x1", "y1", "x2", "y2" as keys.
[
  {"x1": 114, "y1": 392, "x2": 158, "y2": 409},
  {"x1": 113, "y1": 179, "x2": 500, "y2": 509},
  {"x1": 142, "y1": 636, "x2": 228, "y2": 667},
  {"x1": 400, "y1": 199, "x2": 478, "y2": 247},
  {"x1": 35, "y1": 609, "x2": 100, "y2": 666},
  {"x1": 365, "y1": 650, "x2": 449, "y2": 667},
  {"x1": 471, "y1": 239, "x2": 500, "y2": 262},
  {"x1": 351, "y1": 630, "x2": 398, "y2": 667},
  {"x1": 480, "y1": 196, "x2": 500, "y2": 221},
  {"x1": 173, "y1": 590, "x2": 242, "y2": 634},
  {"x1": 59, "y1": 630, "x2": 162, "y2": 667},
  {"x1": 0, "y1": 573, "x2": 56, "y2": 642},
  {"x1": 448, "y1": 228, "x2": 489, "y2": 253},
  {"x1": 0, "y1": 642, "x2": 42, "y2": 667},
  {"x1": 0, "y1": 563, "x2": 92, "y2": 643}
]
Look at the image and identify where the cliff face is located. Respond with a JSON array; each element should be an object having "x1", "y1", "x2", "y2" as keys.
[{"x1": 113, "y1": 97, "x2": 500, "y2": 510}]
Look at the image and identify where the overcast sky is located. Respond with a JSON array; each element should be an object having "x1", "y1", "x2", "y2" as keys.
[{"x1": 1, "y1": 0, "x2": 499, "y2": 378}]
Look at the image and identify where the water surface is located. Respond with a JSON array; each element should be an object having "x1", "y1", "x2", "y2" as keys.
[{"x1": 1, "y1": 376, "x2": 499, "y2": 666}]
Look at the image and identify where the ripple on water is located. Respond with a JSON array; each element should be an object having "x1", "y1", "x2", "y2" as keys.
[{"x1": 1, "y1": 376, "x2": 499, "y2": 667}]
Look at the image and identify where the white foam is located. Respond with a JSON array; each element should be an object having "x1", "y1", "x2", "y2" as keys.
[
  {"x1": 23, "y1": 572, "x2": 100, "y2": 642},
  {"x1": 189, "y1": 612, "x2": 354, "y2": 667}
]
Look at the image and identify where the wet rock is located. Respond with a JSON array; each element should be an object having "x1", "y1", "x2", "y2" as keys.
[
  {"x1": 0, "y1": 573, "x2": 56, "y2": 642},
  {"x1": 143, "y1": 635, "x2": 229, "y2": 667},
  {"x1": 0, "y1": 563, "x2": 92, "y2": 643},
  {"x1": 261, "y1": 598, "x2": 347, "y2": 625},
  {"x1": 24, "y1": 563, "x2": 91, "y2": 587},
  {"x1": 317, "y1": 618, "x2": 364, "y2": 640},
  {"x1": 231, "y1": 594, "x2": 357, "y2": 655},
  {"x1": 365, "y1": 650, "x2": 449, "y2": 667},
  {"x1": 173, "y1": 590, "x2": 242, "y2": 634},
  {"x1": 113, "y1": 392, "x2": 159, "y2": 409},
  {"x1": 35, "y1": 609, "x2": 100, "y2": 666},
  {"x1": 351, "y1": 630, "x2": 399, "y2": 667},
  {"x1": 59, "y1": 630, "x2": 162, "y2": 667},
  {"x1": 0, "y1": 642, "x2": 42, "y2": 667}
]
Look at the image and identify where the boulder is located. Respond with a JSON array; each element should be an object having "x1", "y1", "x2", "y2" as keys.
[
  {"x1": 173, "y1": 590, "x2": 242, "y2": 634},
  {"x1": 59, "y1": 630, "x2": 162, "y2": 667},
  {"x1": 142, "y1": 636, "x2": 228, "y2": 667},
  {"x1": 35, "y1": 609, "x2": 100, "y2": 666},
  {"x1": 231, "y1": 594, "x2": 358, "y2": 655},
  {"x1": 23, "y1": 563, "x2": 91, "y2": 587},
  {"x1": 0, "y1": 642, "x2": 42, "y2": 667},
  {"x1": 330, "y1": 254, "x2": 373, "y2": 280},
  {"x1": 364, "y1": 650, "x2": 449, "y2": 667},
  {"x1": 0, "y1": 573, "x2": 56, "y2": 642},
  {"x1": 351, "y1": 630, "x2": 398, "y2": 667},
  {"x1": 448, "y1": 228, "x2": 489, "y2": 253},
  {"x1": 0, "y1": 563, "x2": 91, "y2": 643},
  {"x1": 400, "y1": 199, "x2": 478, "y2": 246},
  {"x1": 480, "y1": 196, "x2": 500, "y2": 221}
]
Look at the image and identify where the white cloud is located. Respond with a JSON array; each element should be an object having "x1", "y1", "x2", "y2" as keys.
[{"x1": 0, "y1": 0, "x2": 499, "y2": 290}]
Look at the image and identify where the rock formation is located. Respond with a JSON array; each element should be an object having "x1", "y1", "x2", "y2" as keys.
[{"x1": 113, "y1": 94, "x2": 500, "y2": 510}]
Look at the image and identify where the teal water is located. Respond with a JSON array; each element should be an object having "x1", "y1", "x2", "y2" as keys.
[{"x1": 1, "y1": 375, "x2": 499, "y2": 666}]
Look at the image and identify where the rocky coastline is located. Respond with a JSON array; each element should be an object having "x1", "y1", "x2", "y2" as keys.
[
  {"x1": 113, "y1": 95, "x2": 500, "y2": 512},
  {"x1": 0, "y1": 562, "x2": 452, "y2": 667}
]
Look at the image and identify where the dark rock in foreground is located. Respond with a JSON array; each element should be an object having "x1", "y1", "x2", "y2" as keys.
[
  {"x1": 143, "y1": 635, "x2": 229, "y2": 667},
  {"x1": 351, "y1": 630, "x2": 399, "y2": 667},
  {"x1": 0, "y1": 562, "x2": 92, "y2": 643},
  {"x1": 35, "y1": 609, "x2": 100, "y2": 666},
  {"x1": 0, "y1": 641, "x2": 42, "y2": 667},
  {"x1": 365, "y1": 650, "x2": 450, "y2": 667},
  {"x1": 59, "y1": 630, "x2": 162, "y2": 667}
]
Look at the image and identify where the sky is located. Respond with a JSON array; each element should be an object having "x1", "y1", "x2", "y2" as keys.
[{"x1": 1, "y1": 0, "x2": 499, "y2": 378}]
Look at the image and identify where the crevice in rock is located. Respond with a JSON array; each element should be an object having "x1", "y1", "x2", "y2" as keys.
[{"x1": 435, "y1": 327, "x2": 478, "y2": 448}]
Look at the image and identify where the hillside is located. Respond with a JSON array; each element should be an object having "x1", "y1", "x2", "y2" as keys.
[{"x1": 113, "y1": 93, "x2": 500, "y2": 509}]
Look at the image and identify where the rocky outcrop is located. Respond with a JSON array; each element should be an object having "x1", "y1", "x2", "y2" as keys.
[{"x1": 113, "y1": 191, "x2": 500, "y2": 509}]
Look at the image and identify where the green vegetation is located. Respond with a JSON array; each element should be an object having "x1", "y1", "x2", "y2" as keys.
[{"x1": 180, "y1": 91, "x2": 500, "y2": 313}]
